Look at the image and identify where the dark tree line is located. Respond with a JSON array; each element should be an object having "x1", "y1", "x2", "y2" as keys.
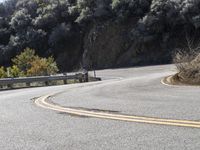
[{"x1": 0, "y1": 0, "x2": 200, "y2": 71}]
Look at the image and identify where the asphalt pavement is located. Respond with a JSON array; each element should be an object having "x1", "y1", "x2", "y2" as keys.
[{"x1": 0, "y1": 65, "x2": 200, "y2": 150}]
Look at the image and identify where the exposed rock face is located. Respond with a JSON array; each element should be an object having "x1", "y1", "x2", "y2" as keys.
[
  {"x1": 82, "y1": 22, "x2": 130, "y2": 69},
  {"x1": 82, "y1": 19, "x2": 173, "y2": 70}
]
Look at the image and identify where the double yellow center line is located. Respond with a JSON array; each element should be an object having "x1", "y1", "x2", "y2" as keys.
[{"x1": 35, "y1": 95, "x2": 200, "y2": 128}]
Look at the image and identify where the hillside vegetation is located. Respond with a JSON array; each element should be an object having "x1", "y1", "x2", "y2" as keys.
[
  {"x1": 173, "y1": 38, "x2": 200, "y2": 85},
  {"x1": 0, "y1": 0, "x2": 200, "y2": 71},
  {"x1": 0, "y1": 48, "x2": 58, "y2": 78}
]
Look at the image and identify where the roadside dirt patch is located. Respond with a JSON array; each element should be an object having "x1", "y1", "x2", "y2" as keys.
[{"x1": 162, "y1": 74, "x2": 200, "y2": 86}]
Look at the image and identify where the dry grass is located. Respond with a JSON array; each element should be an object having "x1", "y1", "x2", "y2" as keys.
[{"x1": 173, "y1": 48, "x2": 200, "y2": 85}]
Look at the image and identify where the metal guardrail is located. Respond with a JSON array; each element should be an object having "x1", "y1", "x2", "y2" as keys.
[{"x1": 0, "y1": 72, "x2": 89, "y2": 89}]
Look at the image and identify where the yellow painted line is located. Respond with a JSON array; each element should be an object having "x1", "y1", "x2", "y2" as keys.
[
  {"x1": 41, "y1": 96, "x2": 200, "y2": 125},
  {"x1": 161, "y1": 76, "x2": 175, "y2": 87},
  {"x1": 35, "y1": 95, "x2": 200, "y2": 128}
]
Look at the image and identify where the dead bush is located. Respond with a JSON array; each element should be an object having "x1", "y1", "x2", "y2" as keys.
[{"x1": 173, "y1": 39, "x2": 200, "y2": 84}]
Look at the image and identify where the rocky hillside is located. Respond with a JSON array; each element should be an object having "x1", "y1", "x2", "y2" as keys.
[{"x1": 0, "y1": 0, "x2": 200, "y2": 71}]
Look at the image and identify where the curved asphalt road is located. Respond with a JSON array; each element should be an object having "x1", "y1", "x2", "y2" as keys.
[{"x1": 0, "y1": 65, "x2": 200, "y2": 150}]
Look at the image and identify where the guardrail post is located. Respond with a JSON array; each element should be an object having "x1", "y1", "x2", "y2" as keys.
[
  {"x1": 79, "y1": 75, "x2": 83, "y2": 83},
  {"x1": 7, "y1": 84, "x2": 12, "y2": 89},
  {"x1": 45, "y1": 81, "x2": 50, "y2": 86},
  {"x1": 63, "y1": 73, "x2": 67, "y2": 84},
  {"x1": 64, "y1": 80, "x2": 67, "y2": 84},
  {"x1": 26, "y1": 82, "x2": 31, "y2": 87},
  {"x1": 84, "y1": 72, "x2": 88, "y2": 82}
]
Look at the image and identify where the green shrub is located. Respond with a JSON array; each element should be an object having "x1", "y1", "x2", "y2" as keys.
[
  {"x1": 12, "y1": 48, "x2": 59, "y2": 77},
  {"x1": 0, "y1": 67, "x2": 7, "y2": 78},
  {"x1": 111, "y1": 0, "x2": 119, "y2": 8},
  {"x1": 12, "y1": 48, "x2": 37, "y2": 73},
  {"x1": 7, "y1": 65, "x2": 24, "y2": 78},
  {"x1": 27, "y1": 56, "x2": 59, "y2": 76}
]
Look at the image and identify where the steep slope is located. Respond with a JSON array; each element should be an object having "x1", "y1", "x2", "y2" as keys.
[{"x1": 0, "y1": 0, "x2": 200, "y2": 71}]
